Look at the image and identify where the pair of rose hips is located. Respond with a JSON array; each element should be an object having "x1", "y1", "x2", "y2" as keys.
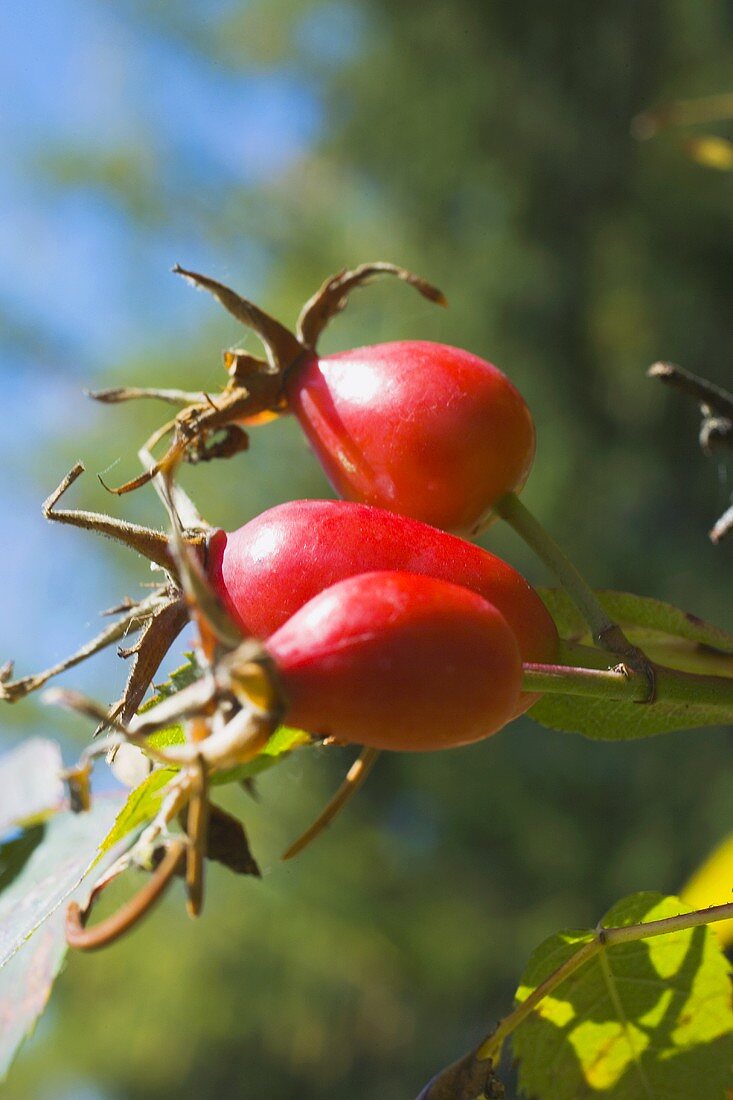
[{"x1": 196, "y1": 334, "x2": 555, "y2": 752}]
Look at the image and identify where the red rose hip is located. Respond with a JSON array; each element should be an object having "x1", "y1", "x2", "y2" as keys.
[
  {"x1": 266, "y1": 571, "x2": 522, "y2": 751},
  {"x1": 285, "y1": 341, "x2": 535, "y2": 533},
  {"x1": 206, "y1": 498, "x2": 557, "y2": 714}
]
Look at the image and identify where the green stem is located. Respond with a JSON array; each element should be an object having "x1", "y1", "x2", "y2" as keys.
[
  {"x1": 477, "y1": 898, "x2": 733, "y2": 1065},
  {"x1": 522, "y1": 660, "x2": 733, "y2": 708},
  {"x1": 495, "y1": 493, "x2": 617, "y2": 640},
  {"x1": 495, "y1": 494, "x2": 654, "y2": 693}
]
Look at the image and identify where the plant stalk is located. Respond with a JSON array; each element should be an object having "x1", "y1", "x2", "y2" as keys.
[
  {"x1": 523, "y1": 660, "x2": 733, "y2": 708},
  {"x1": 495, "y1": 493, "x2": 655, "y2": 695}
]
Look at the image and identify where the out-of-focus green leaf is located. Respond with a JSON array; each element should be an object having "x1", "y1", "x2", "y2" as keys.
[
  {"x1": 512, "y1": 893, "x2": 733, "y2": 1100},
  {"x1": 0, "y1": 798, "x2": 123, "y2": 1080},
  {"x1": 0, "y1": 825, "x2": 46, "y2": 895},
  {"x1": 0, "y1": 799, "x2": 121, "y2": 968},
  {"x1": 0, "y1": 739, "x2": 65, "y2": 834},
  {"x1": 539, "y1": 588, "x2": 733, "y2": 654},
  {"x1": 531, "y1": 590, "x2": 733, "y2": 738},
  {"x1": 684, "y1": 135, "x2": 733, "y2": 171},
  {"x1": 0, "y1": 902, "x2": 68, "y2": 1080}
]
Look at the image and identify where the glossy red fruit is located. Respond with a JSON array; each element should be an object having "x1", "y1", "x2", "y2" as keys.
[
  {"x1": 284, "y1": 340, "x2": 535, "y2": 534},
  {"x1": 266, "y1": 571, "x2": 522, "y2": 752},
  {"x1": 206, "y1": 499, "x2": 557, "y2": 714}
]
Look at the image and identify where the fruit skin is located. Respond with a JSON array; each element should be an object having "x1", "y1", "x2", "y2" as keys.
[
  {"x1": 206, "y1": 499, "x2": 557, "y2": 714},
  {"x1": 266, "y1": 571, "x2": 522, "y2": 752},
  {"x1": 284, "y1": 340, "x2": 535, "y2": 534}
]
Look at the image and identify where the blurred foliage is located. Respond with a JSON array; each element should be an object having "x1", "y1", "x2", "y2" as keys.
[{"x1": 3, "y1": 0, "x2": 733, "y2": 1097}]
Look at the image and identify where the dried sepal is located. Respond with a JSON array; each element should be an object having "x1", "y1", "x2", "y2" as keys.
[
  {"x1": 172, "y1": 264, "x2": 304, "y2": 372},
  {"x1": 296, "y1": 261, "x2": 447, "y2": 349},
  {"x1": 43, "y1": 462, "x2": 182, "y2": 574},
  {"x1": 282, "y1": 747, "x2": 380, "y2": 860},
  {"x1": 0, "y1": 590, "x2": 168, "y2": 705}
]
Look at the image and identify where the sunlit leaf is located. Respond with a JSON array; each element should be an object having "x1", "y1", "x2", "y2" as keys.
[
  {"x1": 681, "y1": 835, "x2": 733, "y2": 948},
  {"x1": 98, "y1": 767, "x2": 178, "y2": 857},
  {"x1": 512, "y1": 893, "x2": 733, "y2": 1100},
  {"x1": 213, "y1": 725, "x2": 310, "y2": 786},
  {"x1": 0, "y1": 738, "x2": 65, "y2": 834}
]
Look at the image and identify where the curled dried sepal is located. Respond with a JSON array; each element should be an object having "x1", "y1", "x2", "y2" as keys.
[
  {"x1": 60, "y1": 760, "x2": 93, "y2": 814},
  {"x1": 66, "y1": 840, "x2": 186, "y2": 951},
  {"x1": 172, "y1": 264, "x2": 304, "y2": 372},
  {"x1": 282, "y1": 747, "x2": 380, "y2": 860},
  {"x1": 710, "y1": 503, "x2": 733, "y2": 545},
  {"x1": 0, "y1": 590, "x2": 171, "y2": 706},
  {"x1": 95, "y1": 260, "x2": 444, "y2": 494},
  {"x1": 43, "y1": 462, "x2": 185, "y2": 574},
  {"x1": 296, "y1": 262, "x2": 447, "y2": 350}
]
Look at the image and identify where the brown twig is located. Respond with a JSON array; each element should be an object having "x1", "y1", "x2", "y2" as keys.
[{"x1": 648, "y1": 361, "x2": 733, "y2": 420}]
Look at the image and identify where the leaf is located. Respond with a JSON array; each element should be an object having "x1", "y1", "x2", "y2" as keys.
[
  {"x1": 531, "y1": 590, "x2": 733, "y2": 739},
  {"x1": 144, "y1": 652, "x2": 200, "y2": 704},
  {"x1": 539, "y1": 588, "x2": 733, "y2": 656},
  {"x1": 680, "y1": 835, "x2": 733, "y2": 949},
  {"x1": 98, "y1": 767, "x2": 178, "y2": 857},
  {"x1": 98, "y1": 725, "x2": 309, "y2": 857},
  {"x1": 0, "y1": 738, "x2": 65, "y2": 834},
  {"x1": 0, "y1": 825, "x2": 46, "y2": 895},
  {"x1": 0, "y1": 900, "x2": 70, "y2": 1079},
  {"x1": 684, "y1": 135, "x2": 733, "y2": 171},
  {"x1": 529, "y1": 691, "x2": 733, "y2": 741},
  {"x1": 213, "y1": 725, "x2": 310, "y2": 786},
  {"x1": 0, "y1": 798, "x2": 121, "y2": 969},
  {"x1": 512, "y1": 893, "x2": 733, "y2": 1100},
  {"x1": 0, "y1": 798, "x2": 123, "y2": 1080},
  {"x1": 205, "y1": 803, "x2": 260, "y2": 876}
]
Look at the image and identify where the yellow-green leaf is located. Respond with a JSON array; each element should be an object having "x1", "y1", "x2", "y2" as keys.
[{"x1": 512, "y1": 893, "x2": 733, "y2": 1100}]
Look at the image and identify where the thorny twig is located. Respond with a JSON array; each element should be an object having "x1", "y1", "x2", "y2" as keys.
[{"x1": 649, "y1": 361, "x2": 733, "y2": 542}]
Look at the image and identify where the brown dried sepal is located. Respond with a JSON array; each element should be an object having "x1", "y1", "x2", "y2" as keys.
[{"x1": 93, "y1": 260, "x2": 445, "y2": 494}]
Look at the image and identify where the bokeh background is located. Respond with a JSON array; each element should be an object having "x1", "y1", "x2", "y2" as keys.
[{"x1": 2, "y1": 2, "x2": 733, "y2": 1097}]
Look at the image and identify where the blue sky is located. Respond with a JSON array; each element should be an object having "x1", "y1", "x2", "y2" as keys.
[{"x1": 0, "y1": 0, "x2": 336, "y2": 740}]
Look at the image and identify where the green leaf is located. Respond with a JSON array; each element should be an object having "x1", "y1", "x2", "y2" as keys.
[
  {"x1": 512, "y1": 892, "x2": 733, "y2": 1100},
  {"x1": 143, "y1": 652, "x2": 200, "y2": 705},
  {"x1": 98, "y1": 767, "x2": 178, "y2": 857},
  {"x1": 213, "y1": 725, "x2": 310, "y2": 786},
  {"x1": 529, "y1": 691, "x2": 733, "y2": 740},
  {"x1": 0, "y1": 738, "x2": 65, "y2": 834},
  {"x1": 99, "y1": 726, "x2": 309, "y2": 858},
  {"x1": 531, "y1": 590, "x2": 733, "y2": 739},
  {"x1": 539, "y1": 588, "x2": 733, "y2": 658},
  {"x1": 0, "y1": 798, "x2": 123, "y2": 1080},
  {"x1": 0, "y1": 825, "x2": 46, "y2": 895}
]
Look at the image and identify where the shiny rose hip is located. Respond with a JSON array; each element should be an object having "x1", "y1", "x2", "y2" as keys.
[
  {"x1": 206, "y1": 498, "x2": 557, "y2": 714},
  {"x1": 285, "y1": 340, "x2": 535, "y2": 534},
  {"x1": 266, "y1": 571, "x2": 523, "y2": 752}
]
